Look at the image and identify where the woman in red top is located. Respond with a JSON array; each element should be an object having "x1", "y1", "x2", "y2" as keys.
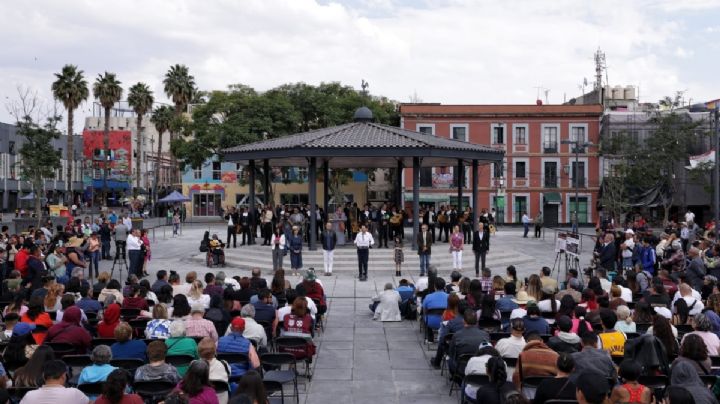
[
  {"x1": 282, "y1": 297, "x2": 316, "y2": 359},
  {"x1": 97, "y1": 303, "x2": 121, "y2": 338},
  {"x1": 45, "y1": 306, "x2": 91, "y2": 354},
  {"x1": 20, "y1": 296, "x2": 52, "y2": 344},
  {"x1": 442, "y1": 293, "x2": 460, "y2": 321},
  {"x1": 610, "y1": 361, "x2": 652, "y2": 403},
  {"x1": 94, "y1": 368, "x2": 144, "y2": 404}
]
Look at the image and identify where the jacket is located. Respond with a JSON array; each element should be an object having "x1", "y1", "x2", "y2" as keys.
[
  {"x1": 624, "y1": 334, "x2": 670, "y2": 376},
  {"x1": 598, "y1": 243, "x2": 617, "y2": 272},
  {"x1": 685, "y1": 257, "x2": 706, "y2": 291},
  {"x1": 417, "y1": 231, "x2": 432, "y2": 255},
  {"x1": 97, "y1": 303, "x2": 120, "y2": 338},
  {"x1": 321, "y1": 230, "x2": 337, "y2": 251},
  {"x1": 513, "y1": 340, "x2": 558, "y2": 387},
  {"x1": 640, "y1": 246, "x2": 656, "y2": 274},
  {"x1": 547, "y1": 332, "x2": 581, "y2": 353},
  {"x1": 670, "y1": 361, "x2": 719, "y2": 404},
  {"x1": 372, "y1": 290, "x2": 401, "y2": 321},
  {"x1": 45, "y1": 307, "x2": 92, "y2": 353},
  {"x1": 472, "y1": 229, "x2": 490, "y2": 253},
  {"x1": 217, "y1": 333, "x2": 251, "y2": 376}
]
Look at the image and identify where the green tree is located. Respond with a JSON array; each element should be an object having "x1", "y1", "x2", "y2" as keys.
[
  {"x1": 127, "y1": 82, "x2": 154, "y2": 194},
  {"x1": 150, "y1": 105, "x2": 174, "y2": 204},
  {"x1": 163, "y1": 64, "x2": 196, "y2": 186},
  {"x1": 51, "y1": 65, "x2": 89, "y2": 203},
  {"x1": 92, "y1": 72, "x2": 123, "y2": 204},
  {"x1": 16, "y1": 115, "x2": 62, "y2": 227}
]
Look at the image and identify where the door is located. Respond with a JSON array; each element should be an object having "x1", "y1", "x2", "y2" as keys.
[
  {"x1": 569, "y1": 197, "x2": 589, "y2": 223},
  {"x1": 513, "y1": 196, "x2": 527, "y2": 223},
  {"x1": 493, "y1": 196, "x2": 505, "y2": 224},
  {"x1": 543, "y1": 204, "x2": 559, "y2": 227}
]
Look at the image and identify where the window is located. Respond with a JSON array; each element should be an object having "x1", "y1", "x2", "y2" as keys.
[
  {"x1": 451, "y1": 125, "x2": 467, "y2": 142},
  {"x1": 193, "y1": 167, "x2": 202, "y2": 180},
  {"x1": 493, "y1": 126, "x2": 505, "y2": 144},
  {"x1": 297, "y1": 167, "x2": 308, "y2": 182},
  {"x1": 8, "y1": 141, "x2": 15, "y2": 155},
  {"x1": 569, "y1": 196, "x2": 589, "y2": 223},
  {"x1": 571, "y1": 126, "x2": 586, "y2": 152},
  {"x1": 491, "y1": 161, "x2": 504, "y2": 179},
  {"x1": 572, "y1": 161, "x2": 586, "y2": 188},
  {"x1": 212, "y1": 162, "x2": 221, "y2": 180},
  {"x1": 420, "y1": 167, "x2": 433, "y2": 187},
  {"x1": 515, "y1": 126, "x2": 527, "y2": 145},
  {"x1": 514, "y1": 161, "x2": 526, "y2": 178},
  {"x1": 417, "y1": 125, "x2": 434, "y2": 135},
  {"x1": 544, "y1": 161, "x2": 558, "y2": 187},
  {"x1": 543, "y1": 126, "x2": 558, "y2": 153}
]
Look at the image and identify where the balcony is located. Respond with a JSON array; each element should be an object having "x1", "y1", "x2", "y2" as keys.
[
  {"x1": 571, "y1": 146, "x2": 586, "y2": 154},
  {"x1": 543, "y1": 141, "x2": 558, "y2": 153},
  {"x1": 544, "y1": 177, "x2": 558, "y2": 188},
  {"x1": 571, "y1": 178, "x2": 586, "y2": 188}
]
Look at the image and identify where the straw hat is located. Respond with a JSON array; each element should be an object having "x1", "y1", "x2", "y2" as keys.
[
  {"x1": 66, "y1": 236, "x2": 84, "y2": 248},
  {"x1": 513, "y1": 290, "x2": 531, "y2": 304}
]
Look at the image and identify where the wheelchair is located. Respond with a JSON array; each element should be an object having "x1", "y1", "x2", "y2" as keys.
[{"x1": 206, "y1": 248, "x2": 226, "y2": 267}]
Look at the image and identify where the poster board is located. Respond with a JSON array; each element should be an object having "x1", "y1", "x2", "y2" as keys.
[
  {"x1": 555, "y1": 232, "x2": 567, "y2": 253},
  {"x1": 565, "y1": 233, "x2": 580, "y2": 256}
]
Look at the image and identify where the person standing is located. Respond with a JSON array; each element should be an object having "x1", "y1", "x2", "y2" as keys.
[
  {"x1": 224, "y1": 207, "x2": 238, "y2": 248},
  {"x1": 450, "y1": 225, "x2": 464, "y2": 271},
  {"x1": 126, "y1": 228, "x2": 143, "y2": 279},
  {"x1": 99, "y1": 220, "x2": 112, "y2": 260},
  {"x1": 393, "y1": 236, "x2": 404, "y2": 276},
  {"x1": 240, "y1": 207, "x2": 251, "y2": 246},
  {"x1": 378, "y1": 204, "x2": 390, "y2": 248},
  {"x1": 288, "y1": 226, "x2": 303, "y2": 276},
  {"x1": 417, "y1": 223, "x2": 432, "y2": 276},
  {"x1": 113, "y1": 221, "x2": 128, "y2": 261},
  {"x1": 172, "y1": 211, "x2": 180, "y2": 237},
  {"x1": 534, "y1": 211, "x2": 543, "y2": 238},
  {"x1": 321, "y1": 222, "x2": 337, "y2": 276},
  {"x1": 271, "y1": 226, "x2": 286, "y2": 272},
  {"x1": 473, "y1": 222, "x2": 490, "y2": 277},
  {"x1": 87, "y1": 232, "x2": 101, "y2": 278},
  {"x1": 522, "y1": 211, "x2": 530, "y2": 238},
  {"x1": 354, "y1": 224, "x2": 374, "y2": 281},
  {"x1": 438, "y1": 206, "x2": 449, "y2": 242},
  {"x1": 262, "y1": 205, "x2": 274, "y2": 246}
]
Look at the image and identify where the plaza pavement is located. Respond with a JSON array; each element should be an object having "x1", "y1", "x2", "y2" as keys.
[{"x1": 97, "y1": 222, "x2": 592, "y2": 403}]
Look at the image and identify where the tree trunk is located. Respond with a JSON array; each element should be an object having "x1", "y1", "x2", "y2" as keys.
[
  {"x1": 154, "y1": 130, "x2": 163, "y2": 216},
  {"x1": 171, "y1": 104, "x2": 182, "y2": 189},
  {"x1": 135, "y1": 114, "x2": 143, "y2": 195},
  {"x1": 67, "y1": 109, "x2": 74, "y2": 206},
  {"x1": 103, "y1": 106, "x2": 110, "y2": 207},
  {"x1": 34, "y1": 179, "x2": 43, "y2": 229}
]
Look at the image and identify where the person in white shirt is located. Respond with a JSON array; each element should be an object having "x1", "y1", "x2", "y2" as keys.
[
  {"x1": 495, "y1": 318, "x2": 527, "y2": 358},
  {"x1": 224, "y1": 305, "x2": 268, "y2": 348},
  {"x1": 685, "y1": 210, "x2": 696, "y2": 225},
  {"x1": 521, "y1": 212, "x2": 530, "y2": 238},
  {"x1": 672, "y1": 283, "x2": 705, "y2": 317},
  {"x1": 354, "y1": 224, "x2": 374, "y2": 281},
  {"x1": 621, "y1": 230, "x2": 635, "y2": 269},
  {"x1": 122, "y1": 215, "x2": 132, "y2": 230},
  {"x1": 126, "y1": 228, "x2": 143, "y2": 279}
]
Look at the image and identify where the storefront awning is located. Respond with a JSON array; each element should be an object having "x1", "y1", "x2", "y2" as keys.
[
  {"x1": 543, "y1": 192, "x2": 562, "y2": 205},
  {"x1": 403, "y1": 193, "x2": 450, "y2": 203}
]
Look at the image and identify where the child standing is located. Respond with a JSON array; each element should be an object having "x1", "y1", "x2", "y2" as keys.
[{"x1": 393, "y1": 236, "x2": 404, "y2": 276}]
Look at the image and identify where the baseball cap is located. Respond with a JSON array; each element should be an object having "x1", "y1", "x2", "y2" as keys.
[
  {"x1": 12, "y1": 322, "x2": 35, "y2": 336},
  {"x1": 654, "y1": 307, "x2": 672, "y2": 320},
  {"x1": 304, "y1": 269, "x2": 316, "y2": 281},
  {"x1": 526, "y1": 301, "x2": 539, "y2": 310},
  {"x1": 576, "y1": 371, "x2": 611, "y2": 403},
  {"x1": 231, "y1": 317, "x2": 246, "y2": 330}
]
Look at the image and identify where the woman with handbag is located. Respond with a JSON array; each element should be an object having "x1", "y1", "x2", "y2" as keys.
[{"x1": 288, "y1": 226, "x2": 303, "y2": 276}]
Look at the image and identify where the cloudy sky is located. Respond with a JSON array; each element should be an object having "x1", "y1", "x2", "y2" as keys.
[{"x1": 2, "y1": 0, "x2": 719, "y2": 133}]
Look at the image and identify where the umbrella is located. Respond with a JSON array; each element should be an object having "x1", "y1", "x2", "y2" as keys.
[{"x1": 157, "y1": 191, "x2": 191, "y2": 204}]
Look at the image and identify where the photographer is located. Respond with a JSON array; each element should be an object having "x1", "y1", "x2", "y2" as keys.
[{"x1": 113, "y1": 220, "x2": 128, "y2": 263}]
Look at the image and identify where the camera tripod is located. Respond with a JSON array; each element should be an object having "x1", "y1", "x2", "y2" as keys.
[
  {"x1": 110, "y1": 241, "x2": 128, "y2": 282},
  {"x1": 551, "y1": 250, "x2": 580, "y2": 284}
]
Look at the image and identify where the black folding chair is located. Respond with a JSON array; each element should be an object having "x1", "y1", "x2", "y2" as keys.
[
  {"x1": 120, "y1": 308, "x2": 141, "y2": 320},
  {"x1": 165, "y1": 354, "x2": 195, "y2": 368},
  {"x1": 62, "y1": 354, "x2": 93, "y2": 385},
  {"x1": 490, "y1": 332, "x2": 510, "y2": 344},
  {"x1": 448, "y1": 353, "x2": 473, "y2": 396},
  {"x1": 211, "y1": 380, "x2": 231, "y2": 394},
  {"x1": 521, "y1": 376, "x2": 554, "y2": 400},
  {"x1": 6, "y1": 387, "x2": 37, "y2": 402},
  {"x1": 700, "y1": 375, "x2": 717, "y2": 388},
  {"x1": 460, "y1": 374, "x2": 490, "y2": 404},
  {"x1": 439, "y1": 333, "x2": 455, "y2": 377},
  {"x1": 77, "y1": 382, "x2": 105, "y2": 396},
  {"x1": 502, "y1": 356, "x2": 517, "y2": 367},
  {"x1": 110, "y1": 358, "x2": 145, "y2": 374},
  {"x1": 45, "y1": 342, "x2": 76, "y2": 357},
  {"x1": 264, "y1": 380, "x2": 287, "y2": 404},
  {"x1": 91, "y1": 338, "x2": 117, "y2": 347},
  {"x1": 477, "y1": 319, "x2": 501, "y2": 332},
  {"x1": 275, "y1": 336, "x2": 314, "y2": 380},
  {"x1": 217, "y1": 352, "x2": 251, "y2": 374},
  {"x1": 132, "y1": 380, "x2": 176, "y2": 402},
  {"x1": 262, "y1": 352, "x2": 300, "y2": 404}
]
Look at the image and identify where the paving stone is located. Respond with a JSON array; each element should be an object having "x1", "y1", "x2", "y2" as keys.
[
  {"x1": 312, "y1": 367, "x2": 353, "y2": 381},
  {"x1": 351, "y1": 379, "x2": 397, "y2": 395},
  {"x1": 315, "y1": 349, "x2": 353, "y2": 368},
  {"x1": 319, "y1": 340, "x2": 354, "y2": 350},
  {"x1": 320, "y1": 328, "x2": 355, "y2": 341}
]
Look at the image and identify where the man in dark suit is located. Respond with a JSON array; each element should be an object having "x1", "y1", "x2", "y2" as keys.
[
  {"x1": 473, "y1": 221, "x2": 490, "y2": 277},
  {"x1": 224, "y1": 206, "x2": 240, "y2": 248},
  {"x1": 417, "y1": 223, "x2": 432, "y2": 276},
  {"x1": 597, "y1": 233, "x2": 617, "y2": 273},
  {"x1": 378, "y1": 204, "x2": 390, "y2": 248}
]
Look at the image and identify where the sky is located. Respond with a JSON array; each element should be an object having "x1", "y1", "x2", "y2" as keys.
[{"x1": 1, "y1": 0, "x2": 720, "y2": 133}]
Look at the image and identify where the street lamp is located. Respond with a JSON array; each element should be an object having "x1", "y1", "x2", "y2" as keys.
[{"x1": 561, "y1": 139, "x2": 595, "y2": 233}]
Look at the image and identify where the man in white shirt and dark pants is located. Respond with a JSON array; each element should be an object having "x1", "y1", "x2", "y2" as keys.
[
  {"x1": 354, "y1": 224, "x2": 374, "y2": 281},
  {"x1": 126, "y1": 228, "x2": 143, "y2": 279}
]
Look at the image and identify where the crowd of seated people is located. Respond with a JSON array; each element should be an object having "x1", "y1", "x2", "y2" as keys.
[
  {"x1": 0, "y1": 265, "x2": 324, "y2": 403},
  {"x1": 410, "y1": 234, "x2": 720, "y2": 404}
]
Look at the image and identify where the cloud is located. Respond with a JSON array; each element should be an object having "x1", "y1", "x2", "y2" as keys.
[{"x1": 0, "y1": 0, "x2": 717, "y2": 132}]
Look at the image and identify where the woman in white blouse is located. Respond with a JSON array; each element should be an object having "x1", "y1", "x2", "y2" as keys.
[{"x1": 186, "y1": 280, "x2": 211, "y2": 310}]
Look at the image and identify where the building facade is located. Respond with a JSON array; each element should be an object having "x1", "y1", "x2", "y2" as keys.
[
  {"x1": 0, "y1": 122, "x2": 84, "y2": 212},
  {"x1": 181, "y1": 157, "x2": 368, "y2": 217},
  {"x1": 399, "y1": 104, "x2": 604, "y2": 226}
]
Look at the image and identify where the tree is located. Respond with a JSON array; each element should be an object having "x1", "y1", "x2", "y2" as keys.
[
  {"x1": 163, "y1": 64, "x2": 196, "y2": 185},
  {"x1": 16, "y1": 115, "x2": 62, "y2": 227},
  {"x1": 92, "y1": 72, "x2": 123, "y2": 205},
  {"x1": 51, "y1": 65, "x2": 89, "y2": 204},
  {"x1": 150, "y1": 105, "x2": 174, "y2": 205},
  {"x1": 127, "y1": 82, "x2": 154, "y2": 194}
]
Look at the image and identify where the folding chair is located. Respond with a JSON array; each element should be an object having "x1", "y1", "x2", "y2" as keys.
[
  {"x1": 120, "y1": 308, "x2": 141, "y2": 320},
  {"x1": 439, "y1": 333, "x2": 455, "y2": 377},
  {"x1": 166, "y1": 354, "x2": 195, "y2": 368},
  {"x1": 265, "y1": 380, "x2": 287, "y2": 404},
  {"x1": 262, "y1": 352, "x2": 300, "y2": 404},
  {"x1": 91, "y1": 338, "x2": 117, "y2": 348},
  {"x1": 477, "y1": 319, "x2": 501, "y2": 333},
  {"x1": 521, "y1": 376, "x2": 554, "y2": 400},
  {"x1": 217, "y1": 352, "x2": 251, "y2": 373},
  {"x1": 311, "y1": 298, "x2": 324, "y2": 333},
  {"x1": 110, "y1": 358, "x2": 145, "y2": 375},
  {"x1": 275, "y1": 336, "x2": 314, "y2": 380},
  {"x1": 6, "y1": 387, "x2": 37, "y2": 402},
  {"x1": 638, "y1": 374, "x2": 668, "y2": 402},
  {"x1": 78, "y1": 382, "x2": 105, "y2": 397},
  {"x1": 448, "y1": 354, "x2": 473, "y2": 396},
  {"x1": 132, "y1": 380, "x2": 176, "y2": 403},
  {"x1": 490, "y1": 332, "x2": 510, "y2": 344},
  {"x1": 422, "y1": 308, "x2": 445, "y2": 346},
  {"x1": 211, "y1": 380, "x2": 231, "y2": 394},
  {"x1": 46, "y1": 342, "x2": 76, "y2": 357},
  {"x1": 460, "y1": 374, "x2": 490, "y2": 404},
  {"x1": 700, "y1": 375, "x2": 717, "y2": 388},
  {"x1": 62, "y1": 354, "x2": 93, "y2": 385}
]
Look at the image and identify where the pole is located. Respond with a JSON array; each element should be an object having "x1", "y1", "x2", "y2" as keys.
[
  {"x1": 472, "y1": 159, "x2": 479, "y2": 229},
  {"x1": 412, "y1": 157, "x2": 420, "y2": 250},
  {"x1": 308, "y1": 157, "x2": 317, "y2": 251},
  {"x1": 574, "y1": 143, "x2": 580, "y2": 233},
  {"x1": 323, "y1": 160, "x2": 329, "y2": 218},
  {"x1": 456, "y1": 159, "x2": 463, "y2": 210},
  {"x1": 248, "y1": 160, "x2": 256, "y2": 244},
  {"x1": 396, "y1": 159, "x2": 403, "y2": 208},
  {"x1": 263, "y1": 159, "x2": 270, "y2": 206},
  {"x1": 715, "y1": 108, "x2": 719, "y2": 236}
]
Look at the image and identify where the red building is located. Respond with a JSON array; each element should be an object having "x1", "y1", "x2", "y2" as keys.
[
  {"x1": 399, "y1": 104, "x2": 603, "y2": 226},
  {"x1": 82, "y1": 130, "x2": 133, "y2": 202}
]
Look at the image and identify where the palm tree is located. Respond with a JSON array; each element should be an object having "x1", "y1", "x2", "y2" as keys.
[
  {"x1": 127, "y1": 82, "x2": 154, "y2": 195},
  {"x1": 92, "y1": 72, "x2": 123, "y2": 205},
  {"x1": 150, "y1": 105, "x2": 174, "y2": 207},
  {"x1": 163, "y1": 64, "x2": 196, "y2": 185},
  {"x1": 51, "y1": 65, "x2": 89, "y2": 205}
]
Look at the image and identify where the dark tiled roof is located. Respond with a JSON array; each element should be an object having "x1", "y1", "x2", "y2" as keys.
[{"x1": 222, "y1": 122, "x2": 501, "y2": 154}]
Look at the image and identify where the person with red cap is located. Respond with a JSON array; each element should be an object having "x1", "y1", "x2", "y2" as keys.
[{"x1": 217, "y1": 317, "x2": 260, "y2": 377}]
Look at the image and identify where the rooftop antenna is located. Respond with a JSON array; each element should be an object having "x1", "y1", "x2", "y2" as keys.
[
  {"x1": 533, "y1": 85, "x2": 545, "y2": 103},
  {"x1": 544, "y1": 89, "x2": 550, "y2": 104},
  {"x1": 594, "y1": 48, "x2": 606, "y2": 104}
]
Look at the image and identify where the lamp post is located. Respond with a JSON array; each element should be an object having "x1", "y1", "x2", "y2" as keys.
[{"x1": 561, "y1": 139, "x2": 594, "y2": 233}]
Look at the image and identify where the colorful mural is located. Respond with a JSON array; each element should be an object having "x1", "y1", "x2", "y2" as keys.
[{"x1": 81, "y1": 130, "x2": 132, "y2": 190}]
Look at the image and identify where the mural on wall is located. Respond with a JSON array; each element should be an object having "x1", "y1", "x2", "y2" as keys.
[
  {"x1": 221, "y1": 171, "x2": 237, "y2": 183},
  {"x1": 81, "y1": 130, "x2": 132, "y2": 188}
]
